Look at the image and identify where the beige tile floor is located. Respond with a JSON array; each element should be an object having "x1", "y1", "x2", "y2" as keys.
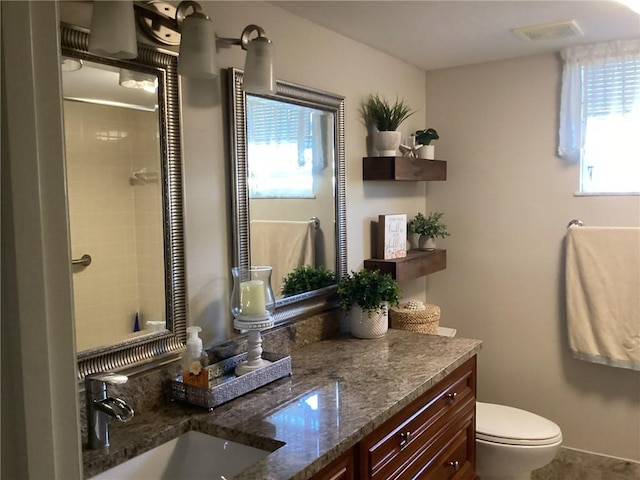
[{"x1": 532, "y1": 447, "x2": 640, "y2": 480}]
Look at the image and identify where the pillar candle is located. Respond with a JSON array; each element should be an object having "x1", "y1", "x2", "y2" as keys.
[{"x1": 240, "y1": 280, "x2": 266, "y2": 316}]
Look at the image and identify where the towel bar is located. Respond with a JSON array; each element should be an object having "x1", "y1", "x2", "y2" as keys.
[{"x1": 72, "y1": 254, "x2": 92, "y2": 268}]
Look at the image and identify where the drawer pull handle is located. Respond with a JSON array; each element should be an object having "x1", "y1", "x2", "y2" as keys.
[
  {"x1": 448, "y1": 460, "x2": 460, "y2": 471},
  {"x1": 447, "y1": 392, "x2": 458, "y2": 402},
  {"x1": 399, "y1": 431, "x2": 412, "y2": 449}
]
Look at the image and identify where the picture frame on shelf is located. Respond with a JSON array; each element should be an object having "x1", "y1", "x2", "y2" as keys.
[{"x1": 377, "y1": 214, "x2": 407, "y2": 259}]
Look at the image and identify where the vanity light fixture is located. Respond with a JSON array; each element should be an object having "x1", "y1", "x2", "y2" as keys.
[
  {"x1": 133, "y1": 1, "x2": 276, "y2": 94},
  {"x1": 89, "y1": 0, "x2": 138, "y2": 59}
]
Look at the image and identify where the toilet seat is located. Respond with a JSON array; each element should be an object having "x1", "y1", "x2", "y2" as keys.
[{"x1": 476, "y1": 402, "x2": 563, "y2": 446}]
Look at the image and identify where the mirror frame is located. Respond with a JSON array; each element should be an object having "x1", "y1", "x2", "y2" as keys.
[
  {"x1": 61, "y1": 25, "x2": 187, "y2": 380},
  {"x1": 228, "y1": 68, "x2": 347, "y2": 323}
]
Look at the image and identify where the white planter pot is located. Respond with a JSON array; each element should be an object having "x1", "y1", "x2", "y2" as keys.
[
  {"x1": 416, "y1": 144, "x2": 435, "y2": 159},
  {"x1": 349, "y1": 303, "x2": 388, "y2": 339},
  {"x1": 373, "y1": 131, "x2": 402, "y2": 156},
  {"x1": 419, "y1": 236, "x2": 436, "y2": 251}
]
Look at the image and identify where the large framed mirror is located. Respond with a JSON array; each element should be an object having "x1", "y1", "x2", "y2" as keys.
[
  {"x1": 228, "y1": 68, "x2": 346, "y2": 324},
  {"x1": 60, "y1": 25, "x2": 186, "y2": 380}
]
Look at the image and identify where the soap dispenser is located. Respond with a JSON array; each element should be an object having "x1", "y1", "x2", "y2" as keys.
[{"x1": 182, "y1": 326, "x2": 209, "y2": 387}]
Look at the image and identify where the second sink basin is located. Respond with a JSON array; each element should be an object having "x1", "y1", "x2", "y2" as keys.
[{"x1": 89, "y1": 430, "x2": 270, "y2": 480}]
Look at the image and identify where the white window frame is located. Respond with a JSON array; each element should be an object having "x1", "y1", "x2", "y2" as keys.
[{"x1": 558, "y1": 39, "x2": 640, "y2": 195}]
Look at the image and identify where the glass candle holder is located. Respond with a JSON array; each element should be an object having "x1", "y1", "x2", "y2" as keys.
[{"x1": 230, "y1": 266, "x2": 275, "y2": 322}]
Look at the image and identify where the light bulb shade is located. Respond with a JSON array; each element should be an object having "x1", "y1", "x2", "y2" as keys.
[
  {"x1": 61, "y1": 57, "x2": 83, "y2": 72},
  {"x1": 119, "y1": 69, "x2": 158, "y2": 93},
  {"x1": 243, "y1": 37, "x2": 275, "y2": 95},
  {"x1": 230, "y1": 266, "x2": 275, "y2": 321},
  {"x1": 178, "y1": 13, "x2": 217, "y2": 79},
  {"x1": 88, "y1": 0, "x2": 137, "y2": 59}
]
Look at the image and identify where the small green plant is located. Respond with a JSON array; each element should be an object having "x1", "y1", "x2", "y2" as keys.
[
  {"x1": 281, "y1": 265, "x2": 336, "y2": 297},
  {"x1": 409, "y1": 212, "x2": 450, "y2": 239},
  {"x1": 362, "y1": 94, "x2": 415, "y2": 131},
  {"x1": 414, "y1": 128, "x2": 439, "y2": 145},
  {"x1": 337, "y1": 269, "x2": 400, "y2": 315}
]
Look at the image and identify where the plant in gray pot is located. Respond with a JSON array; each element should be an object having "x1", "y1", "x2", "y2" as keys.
[
  {"x1": 414, "y1": 128, "x2": 439, "y2": 159},
  {"x1": 337, "y1": 269, "x2": 400, "y2": 339},
  {"x1": 409, "y1": 212, "x2": 450, "y2": 251},
  {"x1": 362, "y1": 94, "x2": 415, "y2": 157}
]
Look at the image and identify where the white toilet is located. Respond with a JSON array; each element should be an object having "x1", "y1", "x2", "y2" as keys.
[{"x1": 475, "y1": 402, "x2": 563, "y2": 480}]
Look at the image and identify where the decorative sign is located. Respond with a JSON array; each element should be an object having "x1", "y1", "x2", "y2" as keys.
[{"x1": 377, "y1": 214, "x2": 407, "y2": 259}]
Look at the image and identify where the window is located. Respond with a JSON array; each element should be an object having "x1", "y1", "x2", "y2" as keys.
[
  {"x1": 246, "y1": 96, "x2": 317, "y2": 199},
  {"x1": 558, "y1": 39, "x2": 640, "y2": 194}
]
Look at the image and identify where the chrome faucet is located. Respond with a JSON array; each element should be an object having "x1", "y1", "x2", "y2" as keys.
[{"x1": 85, "y1": 372, "x2": 135, "y2": 449}]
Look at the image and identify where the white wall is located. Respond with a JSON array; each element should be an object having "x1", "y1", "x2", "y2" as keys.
[{"x1": 425, "y1": 52, "x2": 640, "y2": 461}]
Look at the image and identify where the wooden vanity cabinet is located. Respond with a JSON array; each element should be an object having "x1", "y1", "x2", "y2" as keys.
[
  {"x1": 312, "y1": 448, "x2": 357, "y2": 480},
  {"x1": 359, "y1": 356, "x2": 476, "y2": 480},
  {"x1": 311, "y1": 357, "x2": 476, "y2": 480}
]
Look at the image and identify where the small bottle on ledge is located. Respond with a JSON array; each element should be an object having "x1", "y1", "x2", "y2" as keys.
[{"x1": 182, "y1": 326, "x2": 209, "y2": 387}]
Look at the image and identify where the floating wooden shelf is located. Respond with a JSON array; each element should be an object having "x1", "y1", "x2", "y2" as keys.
[
  {"x1": 364, "y1": 249, "x2": 447, "y2": 282},
  {"x1": 363, "y1": 157, "x2": 447, "y2": 181}
]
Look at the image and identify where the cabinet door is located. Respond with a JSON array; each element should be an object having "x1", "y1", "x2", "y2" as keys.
[{"x1": 312, "y1": 448, "x2": 356, "y2": 480}]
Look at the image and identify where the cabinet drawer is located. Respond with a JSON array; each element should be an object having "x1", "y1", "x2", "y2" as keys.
[
  {"x1": 359, "y1": 358, "x2": 476, "y2": 479},
  {"x1": 403, "y1": 404, "x2": 476, "y2": 480}
]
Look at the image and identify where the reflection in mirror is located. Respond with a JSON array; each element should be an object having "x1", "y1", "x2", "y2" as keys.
[
  {"x1": 62, "y1": 59, "x2": 166, "y2": 351},
  {"x1": 61, "y1": 25, "x2": 186, "y2": 380},
  {"x1": 246, "y1": 96, "x2": 336, "y2": 297},
  {"x1": 229, "y1": 68, "x2": 346, "y2": 324}
]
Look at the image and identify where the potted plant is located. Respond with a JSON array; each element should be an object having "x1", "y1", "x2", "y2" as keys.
[
  {"x1": 409, "y1": 212, "x2": 450, "y2": 251},
  {"x1": 281, "y1": 265, "x2": 336, "y2": 297},
  {"x1": 362, "y1": 94, "x2": 415, "y2": 156},
  {"x1": 337, "y1": 268, "x2": 400, "y2": 339},
  {"x1": 414, "y1": 128, "x2": 439, "y2": 159}
]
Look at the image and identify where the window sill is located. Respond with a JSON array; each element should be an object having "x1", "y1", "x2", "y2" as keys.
[{"x1": 574, "y1": 192, "x2": 640, "y2": 197}]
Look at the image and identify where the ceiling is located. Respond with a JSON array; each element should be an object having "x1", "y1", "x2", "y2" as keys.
[{"x1": 271, "y1": 1, "x2": 640, "y2": 71}]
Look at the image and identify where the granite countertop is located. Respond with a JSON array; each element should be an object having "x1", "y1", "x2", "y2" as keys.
[{"x1": 83, "y1": 330, "x2": 482, "y2": 479}]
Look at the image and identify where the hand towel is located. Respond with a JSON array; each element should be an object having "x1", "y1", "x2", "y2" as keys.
[
  {"x1": 566, "y1": 226, "x2": 640, "y2": 370},
  {"x1": 250, "y1": 220, "x2": 316, "y2": 297}
]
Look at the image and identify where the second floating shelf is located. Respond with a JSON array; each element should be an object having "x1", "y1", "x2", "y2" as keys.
[{"x1": 364, "y1": 249, "x2": 447, "y2": 282}]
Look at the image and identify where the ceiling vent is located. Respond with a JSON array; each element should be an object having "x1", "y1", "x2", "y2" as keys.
[{"x1": 512, "y1": 20, "x2": 583, "y2": 42}]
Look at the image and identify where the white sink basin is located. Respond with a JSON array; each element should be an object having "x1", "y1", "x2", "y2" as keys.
[{"x1": 90, "y1": 430, "x2": 270, "y2": 480}]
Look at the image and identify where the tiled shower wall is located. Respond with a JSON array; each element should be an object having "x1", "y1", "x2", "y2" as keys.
[{"x1": 64, "y1": 101, "x2": 164, "y2": 351}]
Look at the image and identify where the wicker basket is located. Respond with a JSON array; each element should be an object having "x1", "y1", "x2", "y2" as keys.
[{"x1": 389, "y1": 303, "x2": 441, "y2": 335}]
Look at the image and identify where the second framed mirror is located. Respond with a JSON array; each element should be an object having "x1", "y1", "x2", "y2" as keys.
[{"x1": 228, "y1": 68, "x2": 346, "y2": 324}]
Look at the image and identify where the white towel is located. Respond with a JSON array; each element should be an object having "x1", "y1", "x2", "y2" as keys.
[
  {"x1": 250, "y1": 220, "x2": 316, "y2": 297},
  {"x1": 566, "y1": 226, "x2": 640, "y2": 370}
]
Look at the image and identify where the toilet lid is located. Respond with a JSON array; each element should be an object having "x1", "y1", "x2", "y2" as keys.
[{"x1": 476, "y1": 402, "x2": 563, "y2": 446}]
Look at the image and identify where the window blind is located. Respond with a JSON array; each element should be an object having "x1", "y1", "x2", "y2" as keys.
[
  {"x1": 583, "y1": 58, "x2": 640, "y2": 117},
  {"x1": 247, "y1": 100, "x2": 313, "y2": 148}
]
